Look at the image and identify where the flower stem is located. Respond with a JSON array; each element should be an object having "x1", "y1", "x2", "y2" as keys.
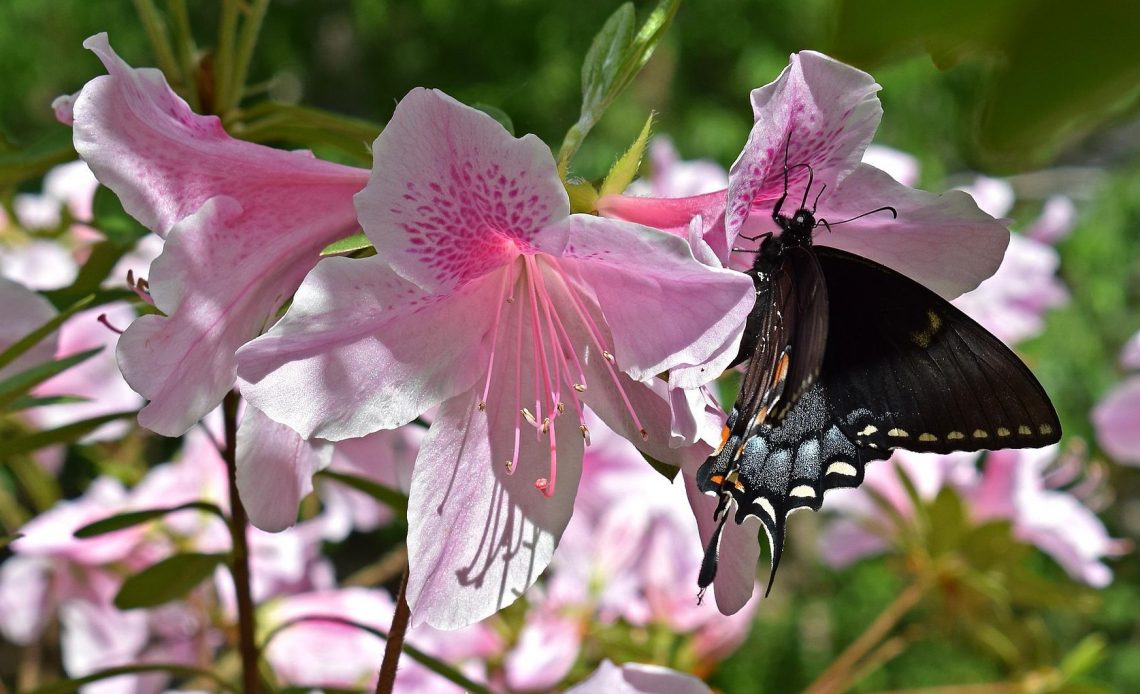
[
  {"x1": 222, "y1": 390, "x2": 260, "y2": 694},
  {"x1": 375, "y1": 565, "x2": 411, "y2": 694},
  {"x1": 131, "y1": 0, "x2": 181, "y2": 85},
  {"x1": 803, "y1": 581, "x2": 927, "y2": 694},
  {"x1": 229, "y1": 0, "x2": 272, "y2": 112},
  {"x1": 213, "y1": 0, "x2": 242, "y2": 116},
  {"x1": 164, "y1": 0, "x2": 199, "y2": 111}
]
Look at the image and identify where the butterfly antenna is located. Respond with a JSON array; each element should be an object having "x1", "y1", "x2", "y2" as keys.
[
  {"x1": 798, "y1": 163, "x2": 815, "y2": 211},
  {"x1": 816, "y1": 205, "x2": 898, "y2": 228},
  {"x1": 812, "y1": 182, "x2": 827, "y2": 212},
  {"x1": 737, "y1": 231, "x2": 773, "y2": 243}
]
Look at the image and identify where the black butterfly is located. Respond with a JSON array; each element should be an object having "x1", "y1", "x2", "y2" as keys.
[{"x1": 695, "y1": 155, "x2": 1062, "y2": 600}]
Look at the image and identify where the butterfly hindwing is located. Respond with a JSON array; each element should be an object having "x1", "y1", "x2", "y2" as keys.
[{"x1": 815, "y1": 246, "x2": 1062, "y2": 457}]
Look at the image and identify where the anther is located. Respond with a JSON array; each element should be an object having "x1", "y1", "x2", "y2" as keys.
[
  {"x1": 477, "y1": 401, "x2": 486, "y2": 412},
  {"x1": 521, "y1": 408, "x2": 537, "y2": 426},
  {"x1": 556, "y1": 402, "x2": 565, "y2": 415},
  {"x1": 534, "y1": 478, "x2": 549, "y2": 492},
  {"x1": 572, "y1": 383, "x2": 587, "y2": 392},
  {"x1": 602, "y1": 350, "x2": 615, "y2": 363},
  {"x1": 639, "y1": 428, "x2": 649, "y2": 441},
  {"x1": 541, "y1": 417, "x2": 551, "y2": 434},
  {"x1": 580, "y1": 425, "x2": 591, "y2": 446},
  {"x1": 504, "y1": 460, "x2": 513, "y2": 472}
]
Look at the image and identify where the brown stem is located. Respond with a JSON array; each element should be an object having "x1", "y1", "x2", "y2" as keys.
[
  {"x1": 374, "y1": 565, "x2": 411, "y2": 694},
  {"x1": 804, "y1": 581, "x2": 927, "y2": 694},
  {"x1": 222, "y1": 391, "x2": 260, "y2": 694}
]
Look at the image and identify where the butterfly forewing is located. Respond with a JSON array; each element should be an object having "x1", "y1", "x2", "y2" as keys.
[{"x1": 815, "y1": 246, "x2": 1062, "y2": 457}]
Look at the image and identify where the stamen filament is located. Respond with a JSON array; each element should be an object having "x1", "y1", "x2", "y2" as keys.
[{"x1": 479, "y1": 260, "x2": 516, "y2": 409}]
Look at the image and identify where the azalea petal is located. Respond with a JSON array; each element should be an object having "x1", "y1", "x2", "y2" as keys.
[
  {"x1": 1092, "y1": 376, "x2": 1140, "y2": 466},
  {"x1": 356, "y1": 88, "x2": 569, "y2": 295},
  {"x1": 813, "y1": 164, "x2": 1010, "y2": 299},
  {"x1": 1120, "y1": 331, "x2": 1140, "y2": 370},
  {"x1": 726, "y1": 51, "x2": 882, "y2": 238},
  {"x1": 237, "y1": 254, "x2": 495, "y2": 440},
  {"x1": 405, "y1": 296, "x2": 585, "y2": 629},
  {"x1": 71, "y1": 34, "x2": 367, "y2": 238},
  {"x1": 684, "y1": 474, "x2": 761, "y2": 615},
  {"x1": 555, "y1": 214, "x2": 754, "y2": 386},
  {"x1": 568, "y1": 660, "x2": 711, "y2": 694},
  {"x1": 116, "y1": 192, "x2": 358, "y2": 436},
  {"x1": 597, "y1": 190, "x2": 726, "y2": 233},
  {"x1": 236, "y1": 405, "x2": 333, "y2": 532}
]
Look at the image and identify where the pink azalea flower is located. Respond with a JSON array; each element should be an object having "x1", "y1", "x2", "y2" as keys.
[
  {"x1": 237, "y1": 88, "x2": 754, "y2": 629},
  {"x1": 1092, "y1": 331, "x2": 1140, "y2": 466},
  {"x1": 568, "y1": 660, "x2": 711, "y2": 694},
  {"x1": 503, "y1": 606, "x2": 583, "y2": 690},
  {"x1": 860, "y1": 144, "x2": 920, "y2": 187},
  {"x1": 951, "y1": 233, "x2": 1069, "y2": 345},
  {"x1": 319, "y1": 426, "x2": 423, "y2": 541},
  {"x1": 58, "y1": 34, "x2": 370, "y2": 436},
  {"x1": 599, "y1": 51, "x2": 1009, "y2": 300}
]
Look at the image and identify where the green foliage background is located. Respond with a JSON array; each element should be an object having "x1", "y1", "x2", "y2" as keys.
[{"x1": 1, "y1": 0, "x2": 1138, "y2": 691}]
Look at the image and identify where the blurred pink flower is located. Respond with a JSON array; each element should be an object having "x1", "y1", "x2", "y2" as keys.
[
  {"x1": 59, "y1": 34, "x2": 370, "y2": 436},
  {"x1": 818, "y1": 447, "x2": 1125, "y2": 586},
  {"x1": 237, "y1": 88, "x2": 752, "y2": 629},
  {"x1": 503, "y1": 605, "x2": 583, "y2": 690},
  {"x1": 0, "y1": 275, "x2": 58, "y2": 380},
  {"x1": 860, "y1": 144, "x2": 919, "y2": 187},
  {"x1": 626, "y1": 137, "x2": 729, "y2": 198},
  {"x1": 1092, "y1": 331, "x2": 1140, "y2": 466},
  {"x1": 262, "y1": 587, "x2": 499, "y2": 692}
]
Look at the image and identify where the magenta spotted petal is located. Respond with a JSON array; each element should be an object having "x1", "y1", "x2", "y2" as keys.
[{"x1": 64, "y1": 35, "x2": 369, "y2": 436}]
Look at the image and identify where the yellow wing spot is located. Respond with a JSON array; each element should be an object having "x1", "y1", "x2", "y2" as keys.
[
  {"x1": 1039, "y1": 424, "x2": 1054, "y2": 436},
  {"x1": 997, "y1": 427, "x2": 1011, "y2": 437},
  {"x1": 790, "y1": 485, "x2": 816, "y2": 499},
  {"x1": 947, "y1": 431, "x2": 965, "y2": 440},
  {"x1": 887, "y1": 428, "x2": 909, "y2": 438},
  {"x1": 858, "y1": 424, "x2": 878, "y2": 436},
  {"x1": 927, "y1": 309, "x2": 942, "y2": 332},
  {"x1": 827, "y1": 462, "x2": 858, "y2": 477},
  {"x1": 755, "y1": 497, "x2": 777, "y2": 519},
  {"x1": 1018, "y1": 425, "x2": 1032, "y2": 435},
  {"x1": 909, "y1": 309, "x2": 943, "y2": 348},
  {"x1": 918, "y1": 433, "x2": 938, "y2": 442},
  {"x1": 972, "y1": 429, "x2": 988, "y2": 439}
]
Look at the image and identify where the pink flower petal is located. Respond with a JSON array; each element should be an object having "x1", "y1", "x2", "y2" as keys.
[
  {"x1": 1119, "y1": 331, "x2": 1140, "y2": 370},
  {"x1": 356, "y1": 88, "x2": 569, "y2": 294},
  {"x1": 684, "y1": 474, "x2": 761, "y2": 615},
  {"x1": 810, "y1": 164, "x2": 1010, "y2": 299},
  {"x1": 0, "y1": 276, "x2": 58, "y2": 381},
  {"x1": 237, "y1": 255, "x2": 495, "y2": 440},
  {"x1": 556, "y1": 214, "x2": 754, "y2": 386},
  {"x1": 1093, "y1": 376, "x2": 1140, "y2": 466},
  {"x1": 861, "y1": 144, "x2": 920, "y2": 187},
  {"x1": 568, "y1": 660, "x2": 710, "y2": 694},
  {"x1": 726, "y1": 51, "x2": 882, "y2": 238},
  {"x1": 236, "y1": 405, "x2": 333, "y2": 532},
  {"x1": 504, "y1": 610, "x2": 582, "y2": 690},
  {"x1": 405, "y1": 382, "x2": 584, "y2": 630},
  {"x1": 72, "y1": 34, "x2": 367, "y2": 239},
  {"x1": 597, "y1": 191, "x2": 727, "y2": 234},
  {"x1": 70, "y1": 35, "x2": 369, "y2": 436}
]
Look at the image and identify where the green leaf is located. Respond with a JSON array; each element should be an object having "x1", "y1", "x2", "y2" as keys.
[
  {"x1": 925, "y1": 485, "x2": 966, "y2": 557},
  {"x1": 0, "y1": 347, "x2": 102, "y2": 412},
  {"x1": 26, "y1": 663, "x2": 238, "y2": 694},
  {"x1": 564, "y1": 178, "x2": 600, "y2": 214},
  {"x1": 557, "y1": 0, "x2": 681, "y2": 175},
  {"x1": 91, "y1": 185, "x2": 149, "y2": 246},
  {"x1": 0, "y1": 130, "x2": 75, "y2": 190},
  {"x1": 0, "y1": 295, "x2": 94, "y2": 373},
  {"x1": 640, "y1": 451, "x2": 680, "y2": 482},
  {"x1": 114, "y1": 552, "x2": 230, "y2": 610},
  {"x1": 472, "y1": 103, "x2": 515, "y2": 135},
  {"x1": 0, "y1": 410, "x2": 138, "y2": 455},
  {"x1": 317, "y1": 469, "x2": 408, "y2": 515},
  {"x1": 1061, "y1": 634, "x2": 1109, "y2": 679},
  {"x1": 4, "y1": 394, "x2": 89, "y2": 412},
  {"x1": 75, "y1": 502, "x2": 226, "y2": 539},
  {"x1": 320, "y1": 231, "x2": 373, "y2": 257},
  {"x1": 599, "y1": 112, "x2": 655, "y2": 197}
]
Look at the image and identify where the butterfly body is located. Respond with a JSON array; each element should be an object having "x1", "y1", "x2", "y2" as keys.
[{"x1": 696, "y1": 187, "x2": 1061, "y2": 598}]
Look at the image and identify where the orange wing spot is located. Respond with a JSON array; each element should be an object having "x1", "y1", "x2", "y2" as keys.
[
  {"x1": 771, "y1": 351, "x2": 791, "y2": 387},
  {"x1": 713, "y1": 424, "x2": 731, "y2": 455},
  {"x1": 733, "y1": 479, "x2": 746, "y2": 492},
  {"x1": 751, "y1": 405, "x2": 770, "y2": 428},
  {"x1": 709, "y1": 474, "x2": 725, "y2": 485}
]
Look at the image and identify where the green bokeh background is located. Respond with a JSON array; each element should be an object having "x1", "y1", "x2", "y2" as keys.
[{"x1": 1, "y1": 1, "x2": 1138, "y2": 691}]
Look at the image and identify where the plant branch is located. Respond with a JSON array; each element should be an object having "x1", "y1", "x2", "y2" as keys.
[
  {"x1": 804, "y1": 581, "x2": 928, "y2": 694},
  {"x1": 131, "y1": 0, "x2": 181, "y2": 83},
  {"x1": 229, "y1": 0, "x2": 272, "y2": 111},
  {"x1": 222, "y1": 390, "x2": 260, "y2": 694},
  {"x1": 375, "y1": 565, "x2": 411, "y2": 694}
]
